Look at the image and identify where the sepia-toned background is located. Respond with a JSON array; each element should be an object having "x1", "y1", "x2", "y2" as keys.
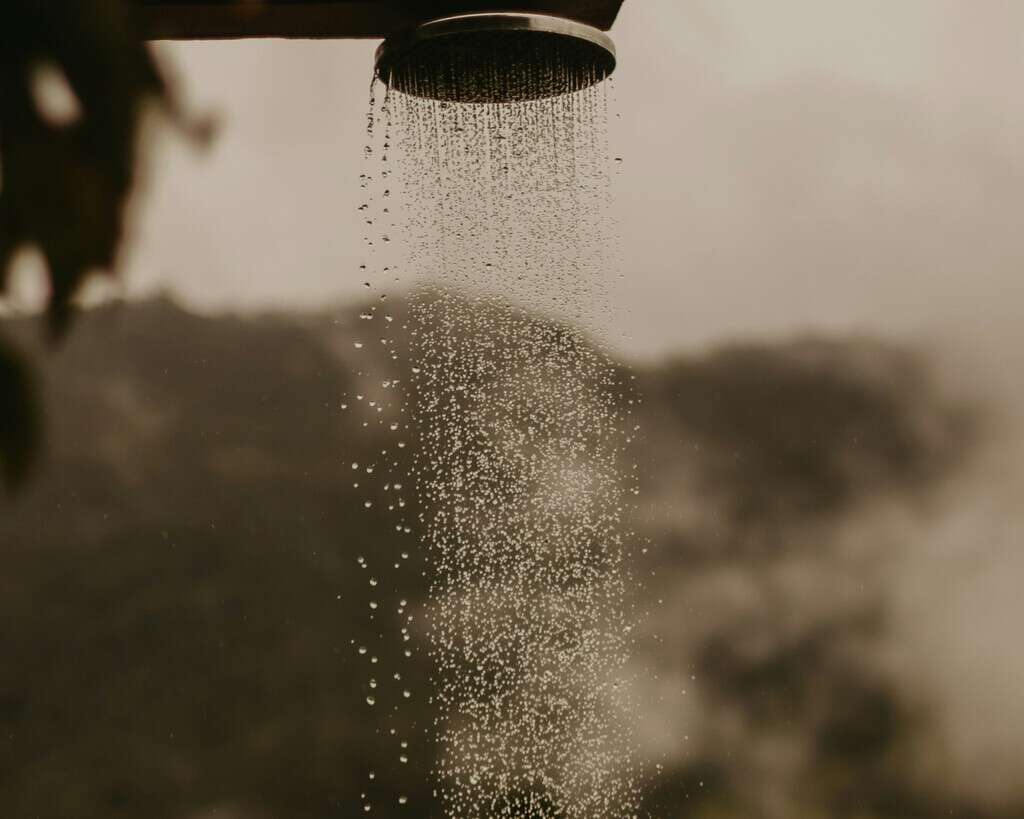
[{"x1": 2, "y1": 1, "x2": 1023, "y2": 817}]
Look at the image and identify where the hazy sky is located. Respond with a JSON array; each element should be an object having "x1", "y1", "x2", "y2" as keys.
[{"x1": 107, "y1": 0, "x2": 1023, "y2": 359}]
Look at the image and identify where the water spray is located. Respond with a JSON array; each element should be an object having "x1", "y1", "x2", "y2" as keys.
[{"x1": 137, "y1": 3, "x2": 638, "y2": 815}]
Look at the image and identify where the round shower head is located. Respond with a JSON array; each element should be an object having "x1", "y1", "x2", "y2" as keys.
[{"x1": 374, "y1": 12, "x2": 617, "y2": 104}]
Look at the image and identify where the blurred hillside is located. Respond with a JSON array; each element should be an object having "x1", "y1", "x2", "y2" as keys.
[{"x1": 0, "y1": 297, "x2": 1016, "y2": 819}]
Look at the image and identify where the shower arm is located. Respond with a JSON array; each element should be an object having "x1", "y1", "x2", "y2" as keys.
[{"x1": 134, "y1": 0, "x2": 625, "y2": 40}]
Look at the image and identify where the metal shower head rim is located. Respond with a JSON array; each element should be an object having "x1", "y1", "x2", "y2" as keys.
[{"x1": 374, "y1": 11, "x2": 617, "y2": 94}]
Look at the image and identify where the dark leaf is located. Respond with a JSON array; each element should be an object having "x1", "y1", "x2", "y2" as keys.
[
  {"x1": 0, "y1": 0, "x2": 183, "y2": 485},
  {"x1": 0, "y1": 0, "x2": 172, "y2": 337}
]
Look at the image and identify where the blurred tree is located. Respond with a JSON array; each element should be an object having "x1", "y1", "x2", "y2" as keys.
[{"x1": 0, "y1": 0, "x2": 182, "y2": 491}]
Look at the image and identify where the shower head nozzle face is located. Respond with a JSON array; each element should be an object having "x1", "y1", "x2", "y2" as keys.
[{"x1": 375, "y1": 13, "x2": 617, "y2": 104}]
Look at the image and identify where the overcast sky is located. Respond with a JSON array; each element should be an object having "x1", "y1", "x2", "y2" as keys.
[{"x1": 103, "y1": 0, "x2": 1024, "y2": 360}]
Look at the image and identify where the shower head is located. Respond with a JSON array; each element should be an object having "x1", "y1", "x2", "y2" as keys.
[{"x1": 374, "y1": 12, "x2": 617, "y2": 104}]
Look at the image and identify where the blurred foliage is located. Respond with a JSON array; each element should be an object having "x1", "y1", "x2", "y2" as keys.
[
  {"x1": 646, "y1": 340, "x2": 977, "y2": 529},
  {"x1": 0, "y1": 298, "x2": 1013, "y2": 818},
  {"x1": 0, "y1": 0, "x2": 176, "y2": 490}
]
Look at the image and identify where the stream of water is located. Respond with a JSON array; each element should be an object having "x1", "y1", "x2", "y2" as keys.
[{"x1": 354, "y1": 61, "x2": 642, "y2": 818}]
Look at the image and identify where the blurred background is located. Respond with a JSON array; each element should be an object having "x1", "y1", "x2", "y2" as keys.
[{"x1": 2, "y1": 1, "x2": 1023, "y2": 817}]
